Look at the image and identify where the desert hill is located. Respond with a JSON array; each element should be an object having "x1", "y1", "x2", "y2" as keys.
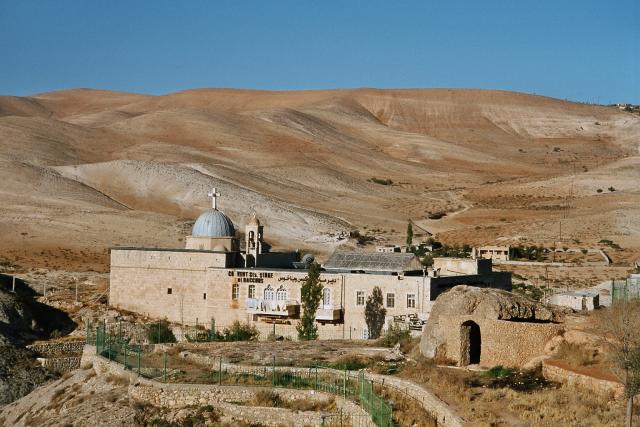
[{"x1": 0, "y1": 88, "x2": 639, "y2": 271}]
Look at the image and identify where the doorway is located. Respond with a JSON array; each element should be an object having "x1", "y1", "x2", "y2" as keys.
[{"x1": 460, "y1": 320, "x2": 481, "y2": 365}]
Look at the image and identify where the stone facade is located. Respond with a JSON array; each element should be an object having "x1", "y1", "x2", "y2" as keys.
[
  {"x1": 111, "y1": 250, "x2": 510, "y2": 337},
  {"x1": 421, "y1": 286, "x2": 564, "y2": 367},
  {"x1": 109, "y1": 199, "x2": 511, "y2": 338},
  {"x1": 430, "y1": 315, "x2": 563, "y2": 366}
]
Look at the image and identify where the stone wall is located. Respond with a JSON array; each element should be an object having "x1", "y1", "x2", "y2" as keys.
[
  {"x1": 92, "y1": 351, "x2": 464, "y2": 427},
  {"x1": 542, "y1": 360, "x2": 623, "y2": 399},
  {"x1": 26, "y1": 340, "x2": 85, "y2": 357},
  {"x1": 168, "y1": 353, "x2": 464, "y2": 427},
  {"x1": 433, "y1": 316, "x2": 563, "y2": 367},
  {"x1": 27, "y1": 340, "x2": 86, "y2": 373},
  {"x1": 92, "y1": 354, "x2": 373, "y2": 427},
  {"x1": 37, "y1": 356, "x2": 81, "y2": 373}
]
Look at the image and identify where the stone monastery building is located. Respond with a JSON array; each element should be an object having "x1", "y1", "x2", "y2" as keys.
[{"x1": 109, "y1": 190, "x2": 511, "y2": 339}]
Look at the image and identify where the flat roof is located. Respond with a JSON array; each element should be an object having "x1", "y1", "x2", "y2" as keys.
[{"x1": 110, "y1": 246, "x2": 236, "y2": 254}]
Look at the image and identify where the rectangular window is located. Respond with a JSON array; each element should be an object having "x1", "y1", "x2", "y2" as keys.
[
  {"x1": 248, "y1": 284, "x2": 255, "y2": 299},
  {"x1": 356, "y1": 291, "x2": 365, "y2": 306},
  {"x1": 386, "y1": 293, "x2": 395, "y2": 308},
  {"x1": 407, "y1": 293, "x2": 416, "y2": 309},
  {"x1": 167, "y1": 288, "x2": 172, "y2": 295},
  {"x1": 203, "y1": 293, "x2": 207, "y2": 300},
  {"x1": 232, "y1": 283, "x2": 239, "y2": 300}
]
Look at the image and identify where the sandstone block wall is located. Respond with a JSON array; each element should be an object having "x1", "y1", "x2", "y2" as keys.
[
  {"x1": 27, "y1": 340, "x2": 86, "y2": 373},
  {"x1": 436, "y1": 316, "x2": 563, "y2": 367}
]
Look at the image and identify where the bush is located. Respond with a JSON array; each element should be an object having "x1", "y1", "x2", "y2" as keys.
[
  {"x1": 147, "y1": 321, "x2": 177, "y2": 344},
  {"x1": 378, "y1": 323, "x2": 412, "y2": 348},
  {"x1": 221, "y1": 321, "x2": 259, "y2": 341},
  {"x1": 484, "y1": 365, "x2": 515, "y2": 378}
]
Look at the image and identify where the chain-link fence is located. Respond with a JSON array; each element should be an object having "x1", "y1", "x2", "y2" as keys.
[
  {"x1": 612, "y1": 279, "x2": 640, "y2": 302},
  {"x1": 92, "y1": 322, "x2": 392, "y2": 426}
]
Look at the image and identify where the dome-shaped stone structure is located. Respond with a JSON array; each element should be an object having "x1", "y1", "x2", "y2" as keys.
[{"x1": 192, "y1": 209, "x2": 235, "y2": 237}]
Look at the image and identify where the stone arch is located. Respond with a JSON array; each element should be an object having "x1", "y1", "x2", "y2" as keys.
[{"x1": 460, "y1": 320, "x2": 481, "y2": 365}]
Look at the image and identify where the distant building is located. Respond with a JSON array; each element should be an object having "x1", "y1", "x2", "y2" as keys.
[
  {"x1": 549, "y1": 291, "x2": 599, "y2": 311},
  {"x1": 472, "y1": 246, "x2": 510, "y2": 261},
  {"x1": 109, "y1": 190, "x2": 511, "y2": 339}
]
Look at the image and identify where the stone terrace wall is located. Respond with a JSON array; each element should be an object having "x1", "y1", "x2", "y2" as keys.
[
  {"x1": 27, "y1": 340, "x2": 85, "y2": 357},
  {"x1": 542, "y1": 360, "x2": 624, "y2": 399},
  {"x1": 92, "y1": 355, "x2": 373, "y2": 427},
  {"x1": 187, "y1": 356, "x2": 464, "y2": 427},
  {"x1": 27, "y1": 340, "x2": 85, "y2": 373}
]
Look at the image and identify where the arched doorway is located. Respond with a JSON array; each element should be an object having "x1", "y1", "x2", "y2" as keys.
[{"x1": 460, "y1": 320, "x2": 481, "y2": 365}]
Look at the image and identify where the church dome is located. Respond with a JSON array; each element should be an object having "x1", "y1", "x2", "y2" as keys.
[{"x1": 192, "y1": 209, "x2": 235, "y2": 237}]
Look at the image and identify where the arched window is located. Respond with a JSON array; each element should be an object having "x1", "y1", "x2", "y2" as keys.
[
  {"x1": 323, "y1": 288, "x2": 331, "y2": 307},
  {"x1": 264, "y1": 285, "x2": 274, "y2": 300},
  {"x1": 276, "y1": 286, "x2": 287, "y2": 301}
]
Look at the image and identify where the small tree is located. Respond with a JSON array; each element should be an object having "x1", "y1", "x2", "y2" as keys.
[
  {"x1": 406, "y1": 221, "x2": 413, "y2": 247},
  {"x1": 365, "y1": 286, "x2": 386, "y2": 339},
  {"x1": 599, "y1": 300, "x2": 640, "y2": 427},
  {"x1": 297, "y1": 262, "x2": 323, "y2": 340}
]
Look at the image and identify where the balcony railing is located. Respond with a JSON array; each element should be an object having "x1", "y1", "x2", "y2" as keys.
[
  {"x1": 316, "y1": 305, "x2": 342, "y2": 321},
  {"x1": 246, "y1": 298, "x2": 300, "y2": 317}
]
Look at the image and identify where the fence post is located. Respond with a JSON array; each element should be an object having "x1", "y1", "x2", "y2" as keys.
[
  {"x1": 272, "y1": 355, "x2": 276, "y2": 385},
  {"x1": 163, "y1": 351, "x2": 167, "y2": 383},
  {"x1": 343, "y1": 368, "x2": 347, "y2": 399}
]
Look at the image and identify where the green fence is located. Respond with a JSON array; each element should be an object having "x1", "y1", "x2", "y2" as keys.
[
  {"x1": 92, "y1": 323, "x2": 393, "y2": 426},
  {"x1": 612, "y1": 279, "x2": 640, "y2": 302}
]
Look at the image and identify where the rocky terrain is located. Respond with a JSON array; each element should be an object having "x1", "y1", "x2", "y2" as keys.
[
  {"x1": 1, "y1": 88, "x2": 639, "y2": 272},
  {"x1": 0, "y1": 276, "x2": 75, "y2": 405}
]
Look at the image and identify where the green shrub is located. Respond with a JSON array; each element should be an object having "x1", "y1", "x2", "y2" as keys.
[
  {"x1": 378, "y1": 323, "x2": 412, "y2": 348},
  {"x1": 484, "y1": 365, "x2": 514, "y2": 378},
  {"x1": 222, "y1": 321, "x2": 259, "y2": 341},
  {"x1": 147, "y1": 321, "x2": 177, "y2": 344}
]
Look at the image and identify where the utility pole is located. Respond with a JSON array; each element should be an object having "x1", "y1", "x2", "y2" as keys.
[{"x1": 559, "y1": 221, "x2": 562, "y2": 243}]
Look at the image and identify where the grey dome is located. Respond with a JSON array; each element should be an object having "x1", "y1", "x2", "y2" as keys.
[{"x1": 192, "y1": 209, "x2": 235, "y2": 237}]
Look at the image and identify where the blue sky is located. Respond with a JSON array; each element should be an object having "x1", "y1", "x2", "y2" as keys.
[{"x1": 1, "y1": 1, "x2": 638, "y2": 103}]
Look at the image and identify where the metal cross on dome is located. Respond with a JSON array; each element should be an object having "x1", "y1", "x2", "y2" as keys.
[{"x1": 208, "y1": 187, "x2": 220, "y2": 210}]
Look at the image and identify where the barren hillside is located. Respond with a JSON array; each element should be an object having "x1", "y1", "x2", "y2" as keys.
[{"x1": 1, "y1": 88, "x2": 639, "y2": 271}]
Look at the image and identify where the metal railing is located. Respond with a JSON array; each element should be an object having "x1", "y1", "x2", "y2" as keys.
[
  {"x1": 92, "y1": 323, "x2": 392, "y2": 426},
  {"x1": 612, "y1": 279, "x2": 640, "y2": 302}
]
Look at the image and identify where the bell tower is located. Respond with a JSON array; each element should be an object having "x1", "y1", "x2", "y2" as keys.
[{"x1": 245, "y1": 213, "x2": 263, "y2": 267}]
